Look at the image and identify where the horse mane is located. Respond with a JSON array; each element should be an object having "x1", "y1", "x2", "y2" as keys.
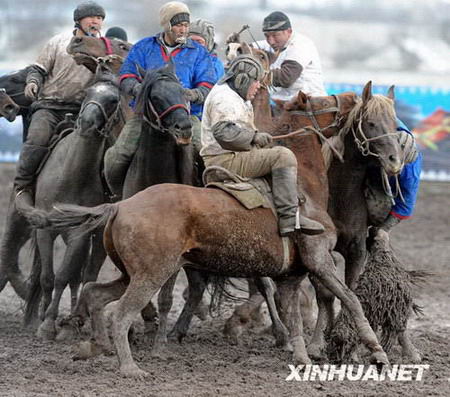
[
  {"x1": 321, "y1": 94, "x2": 396, "y2": 170},
  {"x1": 134, "y1": 66, "x2": 179, "y2": 115}
]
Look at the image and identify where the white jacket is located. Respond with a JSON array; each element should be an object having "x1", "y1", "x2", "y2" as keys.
[
  {"x1": 257, "y1": 31, "x2": 327, "y2": 100},
  {"x1": 200, "y1": 83, "x2": 256, "y2": 157}
]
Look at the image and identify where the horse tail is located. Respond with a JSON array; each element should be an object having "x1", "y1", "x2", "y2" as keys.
[
  {"x1": 43, "y1": 203, "x2": 119, "y2": 240},
  {"x1": 24, "y1": 231, "x2": 42, "y2": 327},
  {"x1": 207, "y1": 275, "x2": 247, "y2": 316}
]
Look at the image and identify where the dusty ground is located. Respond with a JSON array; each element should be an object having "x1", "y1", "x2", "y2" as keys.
[{"x1": 0, "y1": 162, "x2": 449, "y2": 397}]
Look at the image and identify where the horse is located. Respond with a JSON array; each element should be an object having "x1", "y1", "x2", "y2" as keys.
[
  {"x1": 0, "y1": 67, "x2": 32, "y2": 142},
  {"x1": 39, "y1": 81, "x2": 402, "y2": 378},
  {"x1": 67, "y1": 35, "x2": 132, "y2": 74},
  {"x1": 0, "y1": 38, "x2": 130, "y2": 300},
  {"x1": 7, "y1": 64, "x2": 125, "y2": 338},
  {"x1": 0, "y1": 88, "x2": 20, "y2": 121}
]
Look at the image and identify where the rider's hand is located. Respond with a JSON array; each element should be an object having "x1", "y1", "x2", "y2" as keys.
[
  {"x1": 225, "y1": 32, "x2": 240, "y2": 44},
  {"x1": 252, "y1": 132, "x2": 273, "y2": 148},
  {"x1": 183, "y1": 88, "x2": 199, "y2": 102},
  {"x1": 24, "y1": 82, "x2": 39, "y2": 100}
]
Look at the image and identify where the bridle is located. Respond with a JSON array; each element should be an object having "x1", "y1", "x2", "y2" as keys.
[
  {"x1": 350, "y1": 108, "x2": 398, "y2": 159},
  {"x1": 76, "y1": 82, "x2": 123, "y2": 138},
  {"x1": 142, "y1": 78, "x2": 189, "y2": 132}
]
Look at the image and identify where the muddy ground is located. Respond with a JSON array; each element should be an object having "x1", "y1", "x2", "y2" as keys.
[{"x1": 0, "y1": 162, "x2": 448, "y2": 396}]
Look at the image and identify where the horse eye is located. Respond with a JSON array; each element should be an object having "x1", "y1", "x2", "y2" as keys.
[{"x1": 367, "y1": 121, "x2": 376, "y2": 128}]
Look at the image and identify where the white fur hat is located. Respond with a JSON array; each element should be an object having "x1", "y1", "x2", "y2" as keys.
[{"x1": 159, "y1": 1, "x2": 190, "y2": 30}]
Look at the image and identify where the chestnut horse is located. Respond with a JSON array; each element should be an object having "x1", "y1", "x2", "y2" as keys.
[{"x1": 41, "y1": 81, "x2": 402, "y2": 377}]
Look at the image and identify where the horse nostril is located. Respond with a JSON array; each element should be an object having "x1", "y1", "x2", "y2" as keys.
[{"x1": 389, "y1": 155, "x2": 397, "y2": 163}]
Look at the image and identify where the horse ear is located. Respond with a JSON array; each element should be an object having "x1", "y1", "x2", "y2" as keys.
[
  {"x1": 387, "y1": 85, "x2": 395, "y2": 100},
  {"x1": 362, "y1": 81, "x2": 373, "y2": 104},
  {"x1": 297, "y1": 91, "x2": 308, "y2": 109},
  {"x1": 240, "y1": 42, "x2": 252, "y2": 55}
]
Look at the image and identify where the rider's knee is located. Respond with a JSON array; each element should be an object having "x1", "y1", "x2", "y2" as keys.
[{"x1": 274, "y1": 146, "x2": 297, "y2": 168}]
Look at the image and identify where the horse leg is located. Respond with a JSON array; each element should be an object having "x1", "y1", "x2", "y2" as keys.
[
  {"x1": 72, "y1": 276, "x2": 130, "y2": 360},
  {"x1": 307, "y1": 275, "x2": 335, "y2": 360},
  {"x1": 345, "y1": 236, "x2": 367, "y2": 290},
  {"x1": 81, "y1": 230, "x2": 106, "y2": 283},
  {"x1": 44, "y1": 235, "x2": 89, "y2": 342},
  {"x1": 398, "y1": 330, "x2": 421, "y2": 363},
  {"x1": 170, "y1": 267, "x2": 209, "y2": 342},
  {"x1": 223, "y1": 282, "x2": 265, "y2": 344},
  {"x1": 298, "y1": 238, "x2": 389, "y2": 366},
  {"x1": 114, "y1": 276, "x2": 167, "y2": 378},
  {"x1": 180, "y1": 268, "x2": 209, "y2": 321},
  {"x1": 223, "y1": 279, "x2": 265, "y2": 342},
  {"x1": 152, "y1": 271, "x2": 178, "y2": 355},
  {"x1": 35, "y1": 230, "x2": 56, "y2": 339},
  {"x1": 274, "y1": 276, "x2": 310, "y2": 364},
  {"x1": 0, "y1": 198, "x2": 31, "y2": 298},
  {"x1": 254, "y1": 277, "x2": 290, "y2": 348}
]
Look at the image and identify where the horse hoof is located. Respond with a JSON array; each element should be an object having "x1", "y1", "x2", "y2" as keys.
[
  {"x1": 307, "y1": 343, "x2": 324, "y2": 361},
  {"x1": 56, "y1": 325, "x2": 78, "y2": 342},
  {"x1": 370, "y1": 350, "x2": 389, "y2": 369},
  {"x1": 292, "y1": 353, "x2": 312, "y2": 366},
  {"x1": 404, "y1": 351, "x2": 421, "y2": 364},
  {"x1": 36, "y1": 321, "x2": 56, "y2": 340},
  {"x1": 194, "y1": 304, "x2": 209, "y2": 321},
  {"x1": 120, "y1": 364, "x2": 150, "y2": 379},
  {"x1": 168, "y1": 329, "x2": 186, "y2": 343}
]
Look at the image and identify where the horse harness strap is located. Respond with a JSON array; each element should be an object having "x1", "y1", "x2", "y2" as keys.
[
  {"x1": 144, "y1": 99, "x2": 189, "y2": 132},
  {"x1": 100, "y1": 37, "x2": 114, "y2": 56}
]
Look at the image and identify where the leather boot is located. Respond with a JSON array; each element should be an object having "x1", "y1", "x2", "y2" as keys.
[
  {"x1": 13, "y1": 143, "x2": 48, "y2": 193},
  {"x1": 272, "y1": 167, "x2": 324, "y2": 236},
  {"x1": 104, "y1": 115, "x2": 142, "y2": 197}
]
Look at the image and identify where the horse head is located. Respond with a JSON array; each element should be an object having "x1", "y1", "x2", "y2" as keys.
[
  {"x1": 0, "y1": 88, "x2": 20, "y2": 122},
  {"x1": 77, "y1": 63, "x2": 121, "y2": 137},
  {"x1": 225, "y1": 41, "x2": 272, "y2": 72},
  {"x1": 135, "y1": 63, "x2": 192, "y2": 145},
  {"x1": 67, "y1": 36, "x2": 131, "y2": 74},
  {"x1": 345, "y1": 81, "x2": 403, "y2": 175}
]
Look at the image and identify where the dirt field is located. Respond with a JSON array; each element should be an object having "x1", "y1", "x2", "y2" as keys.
[{"x1": 0, "y1": 162, "x2": 448, "y2": 397}]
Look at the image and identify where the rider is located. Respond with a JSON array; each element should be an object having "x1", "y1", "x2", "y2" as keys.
[
  {"x1": 105, "y1": 26, "x2": 128, "y2": 42},
  {"x1": 200, "y1": 55, "x2": 325, "y2": 236},
  {"x1": 104, "y1": 1, "x2": 217, "y2": 196},
  {"x1": 251, "y1": 11, "x2": 327, "y2": 100},
  {"x1": 14, "y1": 1, "x2": 105, "y2": 197},
  {"x1": 188, "y1": 18, "x2": 225, "y2": 152},
  {"x1": 380, "y1": 120, "x2": 422, "y2": 233}
]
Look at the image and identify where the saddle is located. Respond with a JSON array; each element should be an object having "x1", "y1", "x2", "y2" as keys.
[{"x1": 203, "y1": 166, "x2": 273, "y2": 211}]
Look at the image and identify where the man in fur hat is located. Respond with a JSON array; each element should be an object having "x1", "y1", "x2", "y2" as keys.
[{"x1": 104, "y1": 1, "x2": 217, "y2": 196}]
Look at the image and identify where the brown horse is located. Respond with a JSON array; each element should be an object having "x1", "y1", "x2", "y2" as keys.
[
  {"x1": 0, "y1": 89, "x2": 20, "y2": 121},
  {"x1": 41, "y1": 81, "x2": 401, "y2": 377},
  {"x1": 67, "y1": 35, "x2": 132, "y2": 74}
]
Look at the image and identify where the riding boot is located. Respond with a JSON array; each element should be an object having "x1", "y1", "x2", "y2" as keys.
[
  {"x1": 104, "y1": 115, "x2": 142, "y2": 197},
  {"x1": 13, "y1": 143, "x2": 49, "y2": 194},
  {"x1": 272, "y1": 167, "x2": 324, "y2": 236}
]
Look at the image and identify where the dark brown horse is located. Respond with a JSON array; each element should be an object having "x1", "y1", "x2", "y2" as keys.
[{"x1": 41, "y1": 83, "x2": 401, "y2": 377}]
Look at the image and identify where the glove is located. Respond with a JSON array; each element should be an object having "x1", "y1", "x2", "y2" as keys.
[
  {"x1": 183, "y1": 88, "x2": 200, "y2": 102},
  {"x1": 380, "y1": 213, "x2": 401, "y2": 232},
  {"x1": 24, "y1": 82, "x2": 39, "y2": 100},
  {"x1": 225, "y1": 32, "x2": 240, "y2": 44},
  {"x1": 252, "y1": 132, "x2": 273, "y2": 148}
]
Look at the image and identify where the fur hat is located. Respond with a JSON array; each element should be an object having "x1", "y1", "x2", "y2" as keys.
[
  {"x1": 159, "y1": 1, "x2": 190, "y2": 30},
  {"x1": 73, "y1": 1, "x2": 105, "y2": 22},
  {"x1": 189, "y1": 19, "x2": 215, "y2": 52},
  {"x1": 262, "y1": 11, "x2": 291, "y2": 32}
]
